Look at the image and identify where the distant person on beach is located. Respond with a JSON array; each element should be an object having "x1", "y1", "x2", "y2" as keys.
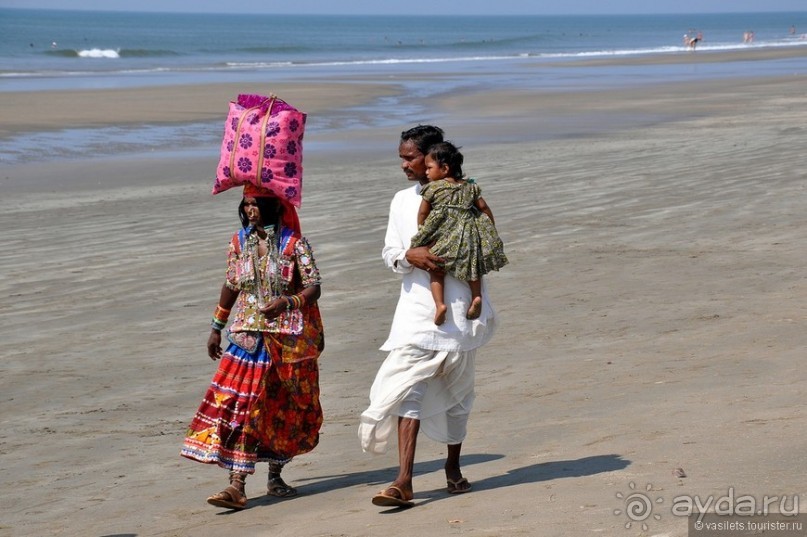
[
  {"x1": 410, "y1": 141, "x2": 507, "y2": 325},
  {"x1": 743, "y1": 31, "x2": 755, "y2": 44},
  {"x1": 181, "y1": 184, "x2": 325, "y2": 510},
  {"x1": 684, "y1": 30, "x2": 702, "y2": 50},
  {"x1": 359, "y1": 125, "x2": 498, "y2": 508}
]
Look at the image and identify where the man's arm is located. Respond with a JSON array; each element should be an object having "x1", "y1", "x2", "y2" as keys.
[
  {"x1": 382, "y1": 193, "x2": 444, "y2": 273},
  {"x1": 405, "y1": 246, "x2": 444, "y2": 273},
  {"x1": 382, "y1": 195, "x2": 413, "y2": 273}
]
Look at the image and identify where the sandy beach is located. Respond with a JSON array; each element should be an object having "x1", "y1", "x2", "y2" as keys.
[
  {"x1": 0, "y1": 82, "x2": 401, "y2": 136},
  {"x1": 2, "y1": 48, "x2": 807, "y2": 537}
]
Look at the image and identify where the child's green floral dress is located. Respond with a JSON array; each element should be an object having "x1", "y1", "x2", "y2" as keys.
[{"x1": 410, "y1": 179, "x2": 508, "y2": 281}]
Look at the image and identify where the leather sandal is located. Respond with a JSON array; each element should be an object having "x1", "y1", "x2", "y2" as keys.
[
  {"x1": 207, "y1": 471, "x2": 247, "y2": 510},
  {"x1": 446, "y1": 477, "x2": 472, "y2": 494},
  {"x1": 372, "y1": 485, "x2": 414, "y2": 508},
  {"x1": 267, "y1": 475, "x2": 297, "y2": 497},
  {"x1": 207, "y1": 485, "x2": 247, "y2": 509}
]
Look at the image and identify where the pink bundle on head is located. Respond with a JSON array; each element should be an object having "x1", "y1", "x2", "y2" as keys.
[{"x1": 212, "y1": 93, "x2": 306, "y2": 207}]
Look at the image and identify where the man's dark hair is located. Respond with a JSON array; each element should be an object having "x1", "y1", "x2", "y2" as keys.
[
  {"x1": 400, "y1": 125, "x2": 444, "y2": 155},
  {"x1": 238, "y1": 196, "x2": 282, "y2": 230},
  {"x1": 427, "y1": 141, "x2": 464, "y2": 179}
]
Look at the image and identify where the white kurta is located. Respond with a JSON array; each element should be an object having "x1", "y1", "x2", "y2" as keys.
[
  {"x1": 359, "y1": 183, "x2": 497, "y2": 454},
  {"x1": 380, "y1": 183, "x2": 497, "y2": 352}
]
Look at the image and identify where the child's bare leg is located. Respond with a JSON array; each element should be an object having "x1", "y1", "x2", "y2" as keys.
[
  {"x1": 466, "y1": 278, "x2": 483, "y2": 320},
  {"x1": 431, "y1": 272, "x2": 448, "y2": 325}
]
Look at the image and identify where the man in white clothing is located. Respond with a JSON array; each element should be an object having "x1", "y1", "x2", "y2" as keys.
[{"x1": 359, "y1": 125, "x2": 497, "y2": 508}]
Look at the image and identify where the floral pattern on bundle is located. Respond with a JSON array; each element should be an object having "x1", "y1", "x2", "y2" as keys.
[{"x1": 213, "y1": 95, "x2": 306, "y2": 207}]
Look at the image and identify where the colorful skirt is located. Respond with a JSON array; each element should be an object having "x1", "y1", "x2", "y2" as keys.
[{"x1": 181, "y1": 333, "x2": 322, "y2": 474}]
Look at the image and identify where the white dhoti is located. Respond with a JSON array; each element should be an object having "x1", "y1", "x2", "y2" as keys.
[{"x1": 359, "y1": 344, "x2": 476, "y2": 454}]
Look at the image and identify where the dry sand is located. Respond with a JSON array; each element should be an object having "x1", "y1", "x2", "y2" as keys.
[{"x1": 1, "y1": 50, "x2": 807, "y2": 536}]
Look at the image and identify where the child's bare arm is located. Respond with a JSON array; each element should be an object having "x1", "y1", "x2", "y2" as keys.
[
  {"x1": 475, "y1": 196, "x2": 495, "y2": 225},
  {"x1": 417, "y1": 198, "x2": 432, "y2": 227}
]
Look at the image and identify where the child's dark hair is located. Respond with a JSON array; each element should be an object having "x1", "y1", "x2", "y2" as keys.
[
  {"x1": 238, "y1": 196, "x2": 282, "y2": 230},
  {"x1": 427, "y1": 141, "x2": 464, "y2": 179}
]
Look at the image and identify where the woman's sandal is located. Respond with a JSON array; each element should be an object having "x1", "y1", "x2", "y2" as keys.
[
  {"x1": 267, "y1": 475, "x2": 298, "y2": 497},
  {"x1": 207, "y1": 485, "x2": 247, "y2": 510},
  {"x1": 207, "y1": 472, "x2": 247, "y2": 510}
]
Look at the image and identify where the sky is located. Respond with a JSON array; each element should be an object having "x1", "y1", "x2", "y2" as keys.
[{"x1": 1, "y1": 0, "x2": 805, "y2": 15}]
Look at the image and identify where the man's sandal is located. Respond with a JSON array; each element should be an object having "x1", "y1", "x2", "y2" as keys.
[
  {"x1": 372, "y1": 485, "x2": 414, "y2": 508},
  {"x1": 446, "y1": 477, "x2": 472, "y2": 494}
]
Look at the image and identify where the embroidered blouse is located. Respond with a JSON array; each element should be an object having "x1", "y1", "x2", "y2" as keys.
[{"x1": 224, "y1": 226, "x2": 322, "y2": 333}]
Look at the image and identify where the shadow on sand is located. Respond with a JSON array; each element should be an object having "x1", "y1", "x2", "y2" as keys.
[{"x1": 247, "y1": 452, "x2": 630, "y2": 510}]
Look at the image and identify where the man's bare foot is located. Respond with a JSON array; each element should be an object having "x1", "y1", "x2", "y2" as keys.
[
  {"x1": 434, "y1": 303, "x2": 448, "y2": 325},
  {"x1": 465, "y1": 297, "x2": 482, "y2": 320}
]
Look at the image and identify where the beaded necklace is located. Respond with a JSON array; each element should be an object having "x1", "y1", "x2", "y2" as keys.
[{"x1": 245, "y1": 226, "x2": 284, "y2": 309}]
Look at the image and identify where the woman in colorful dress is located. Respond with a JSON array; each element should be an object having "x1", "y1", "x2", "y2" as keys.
[{"x1": 181, "y1": 183, "x2": 324, "y2": 510}]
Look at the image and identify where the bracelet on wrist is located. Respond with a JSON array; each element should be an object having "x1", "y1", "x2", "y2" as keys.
[{"x1": 213, "y1": 304, "x2": 231, "y2": 325}]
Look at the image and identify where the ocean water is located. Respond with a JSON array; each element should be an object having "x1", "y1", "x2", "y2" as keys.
[
  {"x1": 1, "y1": 9, "x2": 806, "y2": 165},
  {"x1": 2, "y1": 9, "x2": 807, "y2": 87}
]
